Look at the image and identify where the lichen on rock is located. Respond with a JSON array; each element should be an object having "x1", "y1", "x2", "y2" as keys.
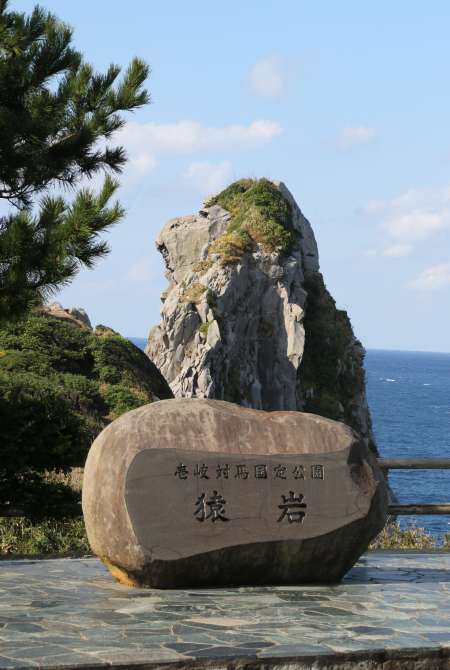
[{"x1": 147, "y1": 178, "x2": 376, "y2": 452}]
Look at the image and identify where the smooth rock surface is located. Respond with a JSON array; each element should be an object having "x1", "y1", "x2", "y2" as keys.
[{"x1": 82, "y1": 399, "x2": 388, "y2": 588}]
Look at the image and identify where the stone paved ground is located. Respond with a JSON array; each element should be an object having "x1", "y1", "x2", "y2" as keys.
[{"x1": 0, "y1": 552, "x2": 450, "y2": 669}]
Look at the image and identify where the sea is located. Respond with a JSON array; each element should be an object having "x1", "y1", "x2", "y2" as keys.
[
  {"x1": 365, "y1": 349, "x2": 450, "y2": 540},
  {"x1": 131, "y1": 338, "x2": 450, "y2": 540}
]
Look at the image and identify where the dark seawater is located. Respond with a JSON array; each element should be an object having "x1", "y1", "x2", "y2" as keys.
[
  {"x1": 131, "y1": 337, "x2": 147, "y2": 350},
  {"x1": 365, "y1": 349, "x2": 450, "y2": 540},
  {"x1": 130, "y1": 337, "x2": 450, "y2": 539}
]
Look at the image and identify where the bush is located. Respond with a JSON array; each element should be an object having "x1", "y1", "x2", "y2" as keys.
[
  {"x1": 192, "y1": 260, "x2": 213, "y2": 273},
  {"x1": 14, "y1": 315, "x2": 94, "y2": 375},
  {"x1": 370, "y1": 521, "x2": 437, "y2": 550},
  {"x1": 0, "y1": 313, "x2": 172, "y2": 514},
  {"x1": 205, "y1": 178, "x2": 294, "y2": 263},
  {"x1": 0, "y1": 517, "x2": 89, "y2": 556},
  {"x1": 209, "y1": 231, "x2": 253, "y2": 265},
  {"x1": 299, "y1": 272, "x2": 374, "y2": 448},
  {"x1": 101, "y1": 383, "x2": 148, "y2": 420},
  {"x1": 90, "y1": 331, "x2": 171, "y2": 399},
  {"x1": 242, "y1": 207, "x2": 292, "y2": 252},
  {"x1": 0, "y1": 372, "x2": 90, "y2": 474},
  {"x1": 180, "y1": 282, "x2": 207, "y2": 304},
  {"x1": 197, "y1": 322, "x2": 210, "y2": 336}
]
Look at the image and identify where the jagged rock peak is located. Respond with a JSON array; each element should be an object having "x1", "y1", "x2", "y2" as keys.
[{"x1": 147, "y1": 178, "x2": 376, "y2": 451}]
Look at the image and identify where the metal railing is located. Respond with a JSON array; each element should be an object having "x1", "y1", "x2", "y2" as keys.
[{"x1": 379, "y1": 458, "x2": 450, "y2": 516}]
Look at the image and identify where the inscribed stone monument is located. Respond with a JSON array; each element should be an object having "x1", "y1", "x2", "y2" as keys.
[{"x1": 82, "y1": 399, "x2": 388, "y2": 588}]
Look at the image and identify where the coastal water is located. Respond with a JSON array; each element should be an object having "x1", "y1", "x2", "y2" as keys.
[
  {"x1": 366, "y1": 349, "x2": 450, "y2": 539},
  {"x1": 131, "y1": 338, "x2": 450, "y2": 539}
]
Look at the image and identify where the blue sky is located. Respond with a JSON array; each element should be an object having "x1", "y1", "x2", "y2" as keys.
[{"x1": 13, "y1": 1, "x2": 450, "y2": 352}]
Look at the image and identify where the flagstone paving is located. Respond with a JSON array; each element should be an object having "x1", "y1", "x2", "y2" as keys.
[{"x1": 0, "y1": 552, "x2": 450, "y2": 668}]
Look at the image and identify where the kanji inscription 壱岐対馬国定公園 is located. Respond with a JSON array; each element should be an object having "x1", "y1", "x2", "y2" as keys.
[{"x1": 174, "y1": 462, "x2": 324, "y2": 481}]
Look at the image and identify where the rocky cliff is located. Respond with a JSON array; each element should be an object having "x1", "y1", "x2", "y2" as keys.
[{"x1": 147, "y1": 179, "x2": 376, "y2": 452}]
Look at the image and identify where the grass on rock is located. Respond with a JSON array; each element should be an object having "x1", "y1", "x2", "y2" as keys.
[
  {"x1": 180, "y1": 282, "x2": 207, "y2": 304},
  {"x1": 197, "y1": 322, "x2": 210, "y2": 336},
  {"x1": 208, "y1": 230, "x2": 253, "y2": 265},
  {"x1": 206, "y1": 178, "x2": 295, "y2": 264}
]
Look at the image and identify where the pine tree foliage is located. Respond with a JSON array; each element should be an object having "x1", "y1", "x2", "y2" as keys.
[{"x1": 0, "y1": 0, "x2": 150, "y2": 320}]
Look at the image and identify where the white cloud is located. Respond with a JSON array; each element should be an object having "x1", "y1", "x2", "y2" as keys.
[
  {"x1": 383, "y1": 209, "x2": 450, "y2": 243},
  {"x1": 249, "y1": 54, "x2": 286, "y2": 99},
  {"x1": 337, "y1": 125, "x2": 377, "y2": 150},
  {"x1": 131, "y1": 153, "x2": 157, "y2": 174},
  {"x1": 126, "y1": 259, "x2": 154, "y2": 282},
  {"x1": 184, "y1": 161, "x2": 233, "y2": 196},
  {"x1": 119, "y1": 119, "x2": 282, "y2": 154},
  {"x1": 382, "y1": 244, "x2": 413, "y2": 258},
  {"x1": 363, "y1": 248, "x2": 378, "y2": 258},
  {"x1": 409, "y1": 263, "x2": 450, "y2": 291},
  {"x1": 115, "y1": 119, "x2": 282, "y2": 182},
  {"x1": 363, "y1": 183, "x2": 450, "y2": 257},
  {"x1": 361, "y1": 199, "x2": 387, "y2": 215},
  {"x1": 120, "y1": 152, "x2": 157, "y2": 187}
]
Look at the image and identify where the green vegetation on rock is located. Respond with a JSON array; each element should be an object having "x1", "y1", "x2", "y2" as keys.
[
  {"x1": 299, "y1": 272, "x2": 375, "y2": 450},
  {"x1": 180, "y1": 282, "x2": 207, "y2": 304},
  {"x1": 197, "y1": 322, "x2": 210, "y2": 336},
  {"x1": 208, "y1": 230, "x2": 253, "y2": 265},
  {"x1": 223, "y1": 366, "x2": 241, "y2": 404},
  {"x1": 206, "y1": 178, "x2": 295, "y2": 264},
  {"x1": 192, "y1": 260, "x2": 213, "y2": 273},
  {"x1": 0, "y1": 312, "x2": 172, "y2": 516}
]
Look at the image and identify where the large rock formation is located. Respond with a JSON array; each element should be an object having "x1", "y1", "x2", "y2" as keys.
[{"x1": 147, "y1": 179, "x2": 376, "y2": 452}]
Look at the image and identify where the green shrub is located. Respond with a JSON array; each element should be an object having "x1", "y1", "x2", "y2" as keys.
[
  {"x1": 299, "y1": 272, "x2": 374, "y2": 448},
  {"x1": 0, "y1": 372, "x2": 90, "y2": 474},
  {"x1": 370, "y1": 521, "x2": 437, "y2": 550},
  {"x1": 209, "y1": 230, "x2": 253, "y2": 265},
  {"x1": 0, "y1": 517, "x2": 89, "y2": 556},
  {"x1": 206, "y1": 178, "x2": 255, "y2": 213},
  {"x1": 180, "y1": 282, "x2": 207, "y2": 304},
  {"x1": 101, "y1": 383, "x2": 148, "y2": 420},
  {"x1": 198, "y1": 322, "x2": 210, "y2": 336},
  {"x1": 192, "y1": 260, "x2": 213, "y2": 273},
  {"x1": 242, "y1": 207, "x2": 293, "y2": 252},
  {"x1": 16, "y1": 316, "x2": 93, "y2": 375},
  {"x1": 205, "y1": 178, "x2": 294, "y2": 263},
  {"x1": 223, "y1": 366, "x2": 241, "y2": 404},
  {"x1": 0, "y1": 349, "x2": 52, "y2": 376},
  {"x1": 0, "y1": 313, "x2": 172, "y2": 514}
]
